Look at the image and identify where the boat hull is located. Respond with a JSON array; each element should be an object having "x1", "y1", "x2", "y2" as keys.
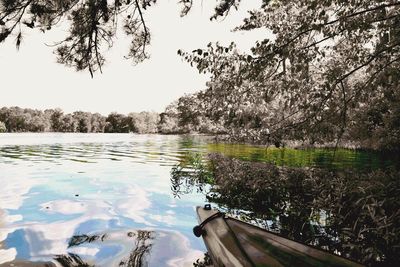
[{"x1": 196, "y1": 206, "x2": 364, "y2": 267}]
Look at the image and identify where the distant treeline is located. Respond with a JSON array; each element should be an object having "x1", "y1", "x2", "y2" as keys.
[
  {"x1": 0, "y1": 107, "x2": 159, "y2": 133},
  {"x1": 0, "y1": 106, "x2": 225, "y2": 134}
]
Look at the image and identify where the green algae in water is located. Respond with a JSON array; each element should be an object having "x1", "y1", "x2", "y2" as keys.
[{"x1": 206, "y1": 143, "x2": 398, "y2": 170}]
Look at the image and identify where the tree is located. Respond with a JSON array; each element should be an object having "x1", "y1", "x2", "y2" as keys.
[
  {"x1": 0, "y1": 0, "x2": 150, "y2": 76},
  {"x1": 26, "y1": 113, "x2": 50, "y2": 132},
  {"x1": 0, "y1": 0, "x2": 238, "y2": 76},
  {"x1": 90, "y1": 112, "x2": 106, "y2": 132},
  {"x1": 0, "y1": 106, "x2": 28, "y2": 132},
  {"x1": 49, "y1": 108, "x2": 64, "y2": 132},
  {"x1": 160, "y1": 94, "x2": 227, "y2": 134},
  {"x1": 180, "y1": 1, "x2": 400, "y2": 149},
  {"x1": 0, "y1": 0, "x2": 254, "y2": 75},
  {"x1": 60, "y1": 113, "x2": 77, "y2": 132},
  {"x1": 105, "y1": 112, "x2": 129, "y2": 133},
  {"x1": 176, "y1": 94, "x2": 202, "y2": 131},
  {"x1": 158, "y1": 101, "x2": 181, "y2": 134},
  {"x1": 128, "y1": 111, "x2": 159, "y2": 134},
  {"x1": 73, "y1": 111, "x2": 92, "y2": 133},
  {"x1": 0, "y1": 106, "x2": 167, "y2": 133},
  {"x1": 0, "y1": 120, "x2": 6, "y2": 132},
  {"x1": 3, "y1": 1, "x2": 400, "y2": 148}
]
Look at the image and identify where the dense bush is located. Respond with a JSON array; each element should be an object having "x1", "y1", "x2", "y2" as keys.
[{"x1": 172, "y1": 153, "x2": 400, "y2": 266}]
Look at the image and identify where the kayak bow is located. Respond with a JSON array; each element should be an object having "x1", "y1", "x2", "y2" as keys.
[{"x1": 194, "y1": 205, "x2": 363, "y2": 267}]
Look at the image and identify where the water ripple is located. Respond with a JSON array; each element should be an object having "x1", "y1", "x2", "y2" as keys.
[{"x1": 0, "y1": 133, "x2": 396, "y2": 266}]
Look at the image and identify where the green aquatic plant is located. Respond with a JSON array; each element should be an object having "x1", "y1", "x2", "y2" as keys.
[
  {"x1": 170, "y1": 152, "x2": 214, "y2": 197},
  {"x1": 170, "y1": 153, "x2": 213, "y2": 197},
  {"x1": 206, "y1": 143, "x2": 399, "y2": 170}
]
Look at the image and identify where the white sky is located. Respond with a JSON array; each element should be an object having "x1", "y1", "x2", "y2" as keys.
[{"x1": 0, "y1": 1, "x2": 265, "y2": 115}]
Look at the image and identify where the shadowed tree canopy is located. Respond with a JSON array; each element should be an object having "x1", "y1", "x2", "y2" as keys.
[
  {"x1": 0, "y1": 0, "x2": 244, "y2": 76},
  {"x1": 178, "y1": 0, "x2": 400, "y2": 149}
]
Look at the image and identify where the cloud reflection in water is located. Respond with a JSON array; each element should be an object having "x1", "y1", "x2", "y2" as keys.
[{"x1": 0, "y1": 134, "x2": 208, "y2": 266}]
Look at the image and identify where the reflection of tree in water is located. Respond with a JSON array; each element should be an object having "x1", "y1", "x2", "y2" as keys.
[
  {"x1": 170, "y1": 153, "x2": 213, "y2": 198},
  {"x1": 55, "y1": 230, "x2": 154, "y2": 267},
  {"x1": 54, "y1": 253, "x2": 93, "y2": 267},
  {"x1": 119, "y1": 230, "x2": 154, "y2": 267},
  {"x1": 171, "y1": 153, "x2": 400, "y2": 266},
  {"x1": 68, "y1": 234, "x2": 107, "y2": 248},
  {"x1": 193, "y1": 252, "x2": 212, "y2": 267}
]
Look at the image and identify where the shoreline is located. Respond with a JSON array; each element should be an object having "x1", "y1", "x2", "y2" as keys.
[{"x1": 0, "y1": 132, "x2": 391, "y2": 151}]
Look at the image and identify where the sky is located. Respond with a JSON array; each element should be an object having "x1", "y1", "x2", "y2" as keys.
[{"x1": 0, "y1": 1, "x2": 265, "y2": 115}]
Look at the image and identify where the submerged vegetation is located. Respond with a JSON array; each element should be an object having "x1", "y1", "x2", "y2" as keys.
[{"x1": 172, "y1": 153, "x2": 400, "y2": 266}]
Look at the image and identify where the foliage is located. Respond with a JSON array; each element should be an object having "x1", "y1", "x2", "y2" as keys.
[
  {"x1": 350, "y1": 87, "x2": 400, "y2": 149},
  {"x1": 104, "y1": 112, "x2": 131, "y2": 133},
  {"x1": 170, "y1": 152, "x2": 213, "y2": 197},
  {"x1": 0, "y1": 0, "x2": 240, "y2": 76},
  {"x1": 3, "y1": 1, "x2": 399, "y2": 148},
  {"x1": 104, "y1": 111, "x2": 159, "y2": 133},
  {"x1": 159, "y1": 95, "x2": 227, "y2": 135},
  {"x1": 0, "y1": 106, "x2": 159, "y2": 133},
  {"x1": 158, "y1": 101, "x2": 184, "y2": 134},
  {"x1": 0, "y1": 0, "x2": 153, "y2": 76},
  {"x1": 158, "y1": 113, "x2": 181, "y2": 134},
  {"x1": 179, "y1": 1, "x2": 400, "y2": 150},
  {"x1": 128, "y1": 111, "x2": 159, "y2": 134},
  {"x1": 172, "y1": 153, "x2": 400, "y2": 266},
  {"x1": 0, "y1": 120, "x2": 6, "y2": 132},
  {"x1": 0, "y1": 106, "x2": 51, "y2": 132}
]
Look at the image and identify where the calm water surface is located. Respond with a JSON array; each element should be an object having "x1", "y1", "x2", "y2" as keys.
[{"x1": 0, "y1": 133, "x2": 394, "y2": 266}]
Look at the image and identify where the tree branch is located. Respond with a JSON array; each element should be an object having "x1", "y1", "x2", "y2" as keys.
[{"x1": 134, "y1": 0, "x2": 148, "y2": 54}]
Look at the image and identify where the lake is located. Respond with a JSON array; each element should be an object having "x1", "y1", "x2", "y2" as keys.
[{"x1": 0, "y1": 133, "x2": 395, "y2": 266}]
